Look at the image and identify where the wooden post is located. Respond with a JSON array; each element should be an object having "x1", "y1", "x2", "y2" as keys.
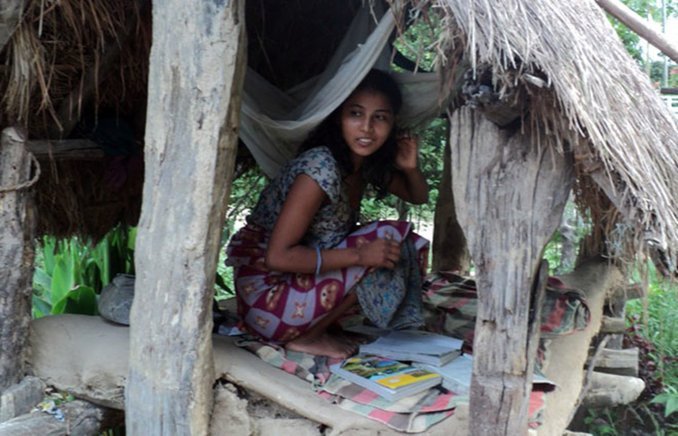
[
  {"x1": 125, "y1": 0, "x2": 246, "y2": 434},
  {"x1": 432, "y1": 140, "x2": 471, "y2": 273},
  {"x1": 0, "y1": 127, "x2": 37, "y2": 392},
  {"x1": 449, "y1": 107, "x2": 573, "y2": 435}
]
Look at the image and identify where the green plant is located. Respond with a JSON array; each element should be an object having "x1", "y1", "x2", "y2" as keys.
[
  {"x1": 583, "y1": 408, "x2": 620, "y2": 436},
  {"x1": 32, "y1": 225, "x2": 136, "y2": 318},
  {"x1": 626, "y1": 275, "x2": 678, "y2": 421},
  {"x1": 651, "y1": 386, "x2": 678, "y2": 418}
]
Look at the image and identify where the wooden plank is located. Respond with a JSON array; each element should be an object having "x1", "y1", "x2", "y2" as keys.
[
  {"x1": 0, "y1": 400, "x2": 123, "y2": 435},
  {"x1": 449, "y1": 107, "x2": 574, "y2": 435},
  {"x1": 586, "y1": 347, "x2": 639, "y2": 377},
  {"x1": 0, "y1": 127, "x2": 36, "y2": 392},
  {"x1": 0, "y1": 0, "x2": 24, "y2": 51},
  {"x1": 582, "y1": 371, "x2": 645, "y2": 407},
  {"x1": 26, "y1": 139, "x2": 104, "y2": 160},
  {"x1": 600, "y1": 316, "x2": 626, "y2": 333},
  {"x1": 125, "y1": 0, "x2": 247, "y2": 434}
]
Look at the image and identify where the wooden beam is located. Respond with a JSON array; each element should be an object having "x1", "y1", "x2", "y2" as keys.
[
  {"x1": 0, "y1": 0, "x2": 24, "y2": 51},
  {"x1": 595, "y1": 0, "x2": 678, "y2": 64},
  {"x1": 125, "y1": 0, "x2": 246, "y2": 434},
  {"x1": 0, "y1": 127, "x2": 36, "y2": 392},
  {"x1": 450, "y1": 107, "x2": 574, "y2": 435},
  {"x1": 26, "y1": 139, "x2": 104, "y2": 160}
]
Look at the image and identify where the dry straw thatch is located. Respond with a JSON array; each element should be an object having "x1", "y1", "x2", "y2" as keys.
[
  {"x1": 1, "y1": 0, "x2": 149, "y2": 135},
  {"x1": 1, "y1": 0, "x2": 149, "y2": 239},
  {"x1": 399, "y1": 0, "x2": 678, "y2": 264},
  {"x1": 1, "y1": 0, "x2": 676, "y2": 264}
]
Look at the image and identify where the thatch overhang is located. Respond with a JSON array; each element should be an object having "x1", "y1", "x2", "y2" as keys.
[
  {"x1": 0, "y1": 0, "x2": 676, "y2": 266},
  {"x1": 409, "y1": 0, "x2": 678, "y2": 263}
]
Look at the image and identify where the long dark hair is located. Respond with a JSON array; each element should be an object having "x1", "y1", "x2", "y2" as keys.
[{"x1": 298, "y1": 69, "x2": 402, "y2": 198}]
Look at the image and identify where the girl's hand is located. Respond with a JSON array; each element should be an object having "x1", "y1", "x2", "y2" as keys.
[
  {"x1": 395, "y1": 131, "x2": 419, "y2": 171},
  {"x1": 357, "y1": 238, "x2": 401, "y2": 269}
]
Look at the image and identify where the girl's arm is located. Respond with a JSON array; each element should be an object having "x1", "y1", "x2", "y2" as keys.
[
  {"x1": 265, "y1": 174, "x2": 401, "y2": 274},
  {"x1": 387, "y1": 134, "x2": 429, "y2": 204}
]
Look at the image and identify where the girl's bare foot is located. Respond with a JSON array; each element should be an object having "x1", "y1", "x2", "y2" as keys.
[{"x1": 285, "y1": 332, "x2": 357, "y2": 358}]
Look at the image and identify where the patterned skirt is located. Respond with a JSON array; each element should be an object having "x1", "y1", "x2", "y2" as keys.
[{"x1": 226, "y1": 220, "x2": 429, "y2": 341}]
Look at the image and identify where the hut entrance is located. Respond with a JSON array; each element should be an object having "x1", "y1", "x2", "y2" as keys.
[{"x1": 1, "y1": 1, "x2": 676, "y2": 435}]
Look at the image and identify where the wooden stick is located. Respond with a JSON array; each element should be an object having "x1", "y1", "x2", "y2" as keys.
[
  {"x1": 595, "y1": 0, "x2": 678, "y2": 63},
  {"x1": 27, "y1": 139, "x2": 104, "y2": 160}
]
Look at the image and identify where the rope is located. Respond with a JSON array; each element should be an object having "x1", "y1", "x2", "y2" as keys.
[{"x1": 0, "y1": 153, "x2": 41, "y2": 193}]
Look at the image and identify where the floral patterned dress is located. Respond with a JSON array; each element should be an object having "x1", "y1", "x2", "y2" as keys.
[{"x1": 226, "y1": 146, "x2": 429, "y2": 341}]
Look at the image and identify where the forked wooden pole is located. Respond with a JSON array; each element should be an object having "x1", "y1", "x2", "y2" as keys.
[{"x1": 449, "y1": 107, "x2": 574, "y2": 435}]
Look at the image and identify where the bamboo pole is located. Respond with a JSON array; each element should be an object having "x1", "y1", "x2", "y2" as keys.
[{"x1": 595, "y1": 0, "x2": 678, "y2": 64}]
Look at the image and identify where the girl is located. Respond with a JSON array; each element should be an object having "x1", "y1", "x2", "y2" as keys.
[{"x1": 226, "y1": 70, "x2": 430, "y2": 358}]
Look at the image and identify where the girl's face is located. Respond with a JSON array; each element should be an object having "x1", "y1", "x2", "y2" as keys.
[{"x1": 339, "y1": 89, "x2": 395, "y2": 169}]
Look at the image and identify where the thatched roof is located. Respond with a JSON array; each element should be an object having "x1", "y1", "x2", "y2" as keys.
[
  {"x1": 1, "y1": 0, "x2": 676, "y2": 265},
  {"x1": 404, "y1": 0, "x2": 677, "y2": 262}
]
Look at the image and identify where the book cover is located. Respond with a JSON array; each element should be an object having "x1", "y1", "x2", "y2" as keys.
[
  {"x1": 359, "y1": 329, "x2": 463, "y2": 366},
  {"x1": 330, "y1": 355, "x2": 442, "y2": 401}
]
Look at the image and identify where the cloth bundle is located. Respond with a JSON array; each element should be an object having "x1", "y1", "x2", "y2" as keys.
[{"x1": 421, "y1": 271, "x2": 591, "y2": 349}]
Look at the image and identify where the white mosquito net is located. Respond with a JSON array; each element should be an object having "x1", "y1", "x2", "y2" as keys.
[{"x1": 239, "y1": 4, "x2": 447, "y2": 177}]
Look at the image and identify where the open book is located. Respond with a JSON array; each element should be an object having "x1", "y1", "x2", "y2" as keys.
[
  {"x1": 415, "y1": 354, "x2": 557, "y2": 395},
  {"x1": 330, "y1": 355, "x2": 442, "y2": 401},
  {"x1": 358, "y1": 330, "x2": 464, "y2": 366}
]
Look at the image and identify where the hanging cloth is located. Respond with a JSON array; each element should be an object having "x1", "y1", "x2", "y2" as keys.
[{"x1": 239, "y1": 5, "x2": 447, "y2": 177}]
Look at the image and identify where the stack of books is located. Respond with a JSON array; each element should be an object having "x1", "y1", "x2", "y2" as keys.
[
  {"x1": 329, "y1": 355, "x2": 442, "y2": 401},
  {"x1": 330, "y1": 328, "x2": 555, "y2": 401},
  {"x1": 330, "y1": 329, "x2": 465, "y2": 401}
]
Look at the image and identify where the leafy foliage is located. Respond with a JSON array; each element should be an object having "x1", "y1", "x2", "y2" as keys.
[{"x1": 32, "y1": 225, "x2": 136, "y2": 318}]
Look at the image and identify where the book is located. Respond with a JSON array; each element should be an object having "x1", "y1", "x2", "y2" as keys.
[
  {"x1": 329, "y1": 354, "x2": 442, "y2": 401},
  {"x1": 416, "y1": 354, "x2": 557, "y2": 395},
  {"x1": 358, "y1": 329, "x2": 464, "y2": 366}
]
